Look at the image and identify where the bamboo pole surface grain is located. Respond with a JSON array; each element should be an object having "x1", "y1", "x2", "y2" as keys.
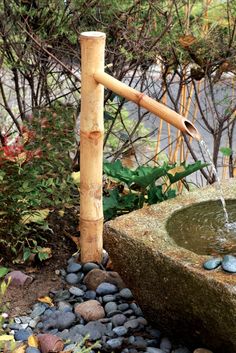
[
  {"x1": 79, "y1": 32, "x2": 105, "y2": 263},
  {"x1": 94, "y1": 71, "x2": 201, "y2": 141}
]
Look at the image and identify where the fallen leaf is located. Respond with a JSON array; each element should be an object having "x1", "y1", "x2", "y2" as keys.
[
  {"x1": 58, "y1": 210, "x2": 65, "y2": 217},
  {"x1": 40, "y1": 247, "x2": 52, "y2": 257},
  {"x1": 37, "y1": 296, "x2": 53, "y2": 306},
  {"x1": 28, "y1": 335, "x2": 38, "y2": 348},
  {"x1": 71, "y1": 171, "x2": 80, "y2": 186}
]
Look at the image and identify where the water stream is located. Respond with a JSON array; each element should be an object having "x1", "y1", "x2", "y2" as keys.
[{"x1": 199, "y1": 139, "x2": 230, "y2": 225}]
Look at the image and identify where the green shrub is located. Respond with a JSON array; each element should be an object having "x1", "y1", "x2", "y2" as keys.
[{"x1": 0, "y1": 105, "x2": 77, "y2": 259}]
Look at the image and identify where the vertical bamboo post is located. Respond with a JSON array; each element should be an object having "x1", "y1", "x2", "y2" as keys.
[{"x1": 79, "y1": 32, "x2": 105, "y2": 263}]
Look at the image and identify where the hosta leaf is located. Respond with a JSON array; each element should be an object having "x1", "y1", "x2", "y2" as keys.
[
  {"x1": 103, "y1": 189, "x2": 120, "y2": 212},
  {"x1": 104, "y1": 160, "x2": 133, "y2": 186},
  {"x1": 104, "y1": 160, "x2": 172, "y2": 188},
  {"x1": 167, "y1": 161, "x2": 208, "y2": 184}
]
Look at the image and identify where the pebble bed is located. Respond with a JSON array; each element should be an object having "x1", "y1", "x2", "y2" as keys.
[{"x1": 5, "y1": 254, "x2": 210, "y2": 353}]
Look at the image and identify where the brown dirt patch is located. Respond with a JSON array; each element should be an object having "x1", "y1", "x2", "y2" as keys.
[{"x1": 2, "y1": 209, "x2": 79, "y2": 317}]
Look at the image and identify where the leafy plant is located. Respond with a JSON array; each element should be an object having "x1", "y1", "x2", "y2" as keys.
[
  {"x1": 103, "y1": 160, "x2": 207, "y2": 220},
  {"x1": 0, "y1": 105, "x2": 77, "y2": 259}
]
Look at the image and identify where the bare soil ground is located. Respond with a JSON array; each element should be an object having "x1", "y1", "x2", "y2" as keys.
[{"x1": 2, "y1": 210, "x2": 78, "y2": 317}]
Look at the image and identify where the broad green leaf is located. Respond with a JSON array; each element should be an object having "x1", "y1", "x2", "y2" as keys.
[
  {"x1": 104, "y1": 160, "x2": 172, "y2": 188},
  {"x1": 132, "y1": 165, "x2": 171, "y2": 188},
  {"x1": 0, "y1": 267, "x2": 9, "y2": 278},
  {"x1": 148, "y1": 185, "x2": 176, "y2": 205},
  {"x1": 219, "y1": 147, "x2": 232, "y2": 157},
  {"x1": 104, "y1": 160, "x2": 133, "y2": 186},
  {"x1": 23, "y1": 248, "x2": 31, "y2": 262},
  {"x1": 103, "y1": 189, "x2": 120, "y2": 212},
  {"x1": 167, "y1": 161, "x2": 208, "y2": 184}
]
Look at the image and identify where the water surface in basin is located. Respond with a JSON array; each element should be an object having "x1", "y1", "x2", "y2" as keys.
[{"x1": 166, "y1": 200, "x2": 236, "y2": 255}]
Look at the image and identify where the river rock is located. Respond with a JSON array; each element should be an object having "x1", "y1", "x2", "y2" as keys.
[
  {"x1": 84, "y1": 290, "x2": 96, "y2": 300},
  {"x1": 160, "y1": 337, "x2": 172, "y2": 352},
  {"x1": 96, "y1": 282, "x2": 118, "y2": 296},
  {"x1": 69, "y1": 287, "x2": 84, "y2": 297},
  {"x1": 38, "y1": 334, "x2": 64, "y2": 353},
  {"x1": 74, "y1": 300, "x2": 105, "y2": 321},
  {"x1": 66, "y1": 262, "x2": 82, "y2": 273},
  {"x1": 82, "y1": 321, "x2": 107, "y2": 341},
  {"x1": 124, "y1": 319, "x2": 139, "y2": 330},
  {"x1": 113, "y1": 326, "x2": 128, "y2": 336},
  {"x1": 14, "y1": 329, "x2": 31, "y2": 341},
  {"x1": 111, "y1": 314, "x2": 127, "y2": 327},
  {"x1": 84, "y1": 269, "x2": 125, "y2": 290},
  {"x1": 58, "y1": 301, "x2": 73, "y2": 312},
  {"x1": 31, "y1": 303, "x2": 47, "y2": 318},
  {"x1": 203, "y1": 257, "x2": 222, "y2": 270},
  {"x1": 104, "y1": 302, "x2": 118, "y2": 314},
  {"x1": 26, "y1": 348, "x2": 41, "y2": 353},
  {"x1": 146, "y1": 348, "x2": 165, "y2": 353},
  {"x1": 222, "y1": 255, "x2": 236, "y2": 273},
  {"x1": 106, "y1": 337, "x2": 123, "y2": 350},
  {"x1": 119, "y1": 288, "x2": 133, "y2": 300},
  {"x1": 5, "y1": 271, "x2": 33, "y2": 287},
  {"x1": 133, "y1": 336, "x2": 147, "y2": 349},
  {"x1": 53, "y1": 289, "x2": 70, "y2": 302},
  {"x1": 56, "y1": 312, "x2": 76, "y2": 330},
  {"x1": 82, "y1": 262, "x2": 100, "y2": 273},
  {"x1": 65, "y1": 273, "x2": 80, "y2": 284}
]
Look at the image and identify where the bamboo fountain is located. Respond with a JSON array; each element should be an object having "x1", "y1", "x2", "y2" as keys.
[{"x1": 79, "y1": 31, "x2": 200, "y2": 263}]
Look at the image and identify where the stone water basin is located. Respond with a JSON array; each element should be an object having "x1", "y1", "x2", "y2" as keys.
[{"x1": 104, "y1": 178, "x2": 236, "y2": 353}]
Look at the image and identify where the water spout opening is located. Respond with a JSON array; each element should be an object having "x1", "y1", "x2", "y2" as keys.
[{"x1": 184, "y1": 120, "x2": 201, "y2": 141}]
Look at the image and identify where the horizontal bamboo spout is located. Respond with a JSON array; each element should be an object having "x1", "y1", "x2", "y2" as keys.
[{"x1": 94, "y1": 71, "x2": 201, "y2": 141}]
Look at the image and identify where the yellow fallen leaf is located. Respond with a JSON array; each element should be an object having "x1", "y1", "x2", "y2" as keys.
[
  {"x1": 21, "y1": 209, "x2": 50, "y2": 224},
  {"x1": 168, "y1": 165, "x2": 185, "y2": 176},
  {"x1": 28, "y1": 335, "x2": 38, "y2": 348},
  {"x1": 40, "y1": 247, "x2": 52, "y2": 258},
  {"x1": 12, "y1": 343, "x2": 26, "y2": 353},
  {"x1": 58, "y1": 210, "x2": 65, "y2": 217},
  {"x1": 71, "y1": 171, "x2": 80, "y2": 186},
  {"x1": 38, "y1": 296, "x2": 53, "y2": 306}
]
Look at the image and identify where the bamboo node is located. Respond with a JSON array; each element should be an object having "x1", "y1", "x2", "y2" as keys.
[
  {"x1": 136, "y1": 92, "x2": 146, "y2": 106},
  {"x1": 89, "y1": 130, "x2": 102, "y2": 140}
]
